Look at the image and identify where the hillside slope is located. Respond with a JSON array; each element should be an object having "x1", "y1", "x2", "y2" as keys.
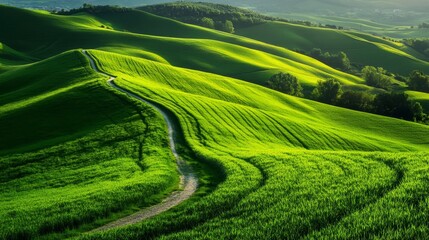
[
  {"x1": 0, "y1": 50, "x2": 179, "y2": 239},
  {"x1": 83, "y1": 49, "x2": 429, "y2": 239},
  {"x1": 91, "y1": 50, "x2": 429, "y2": 152},
  {"x1": 0, "y1": 42, "x2": 34, "y2": 64},
  {"x1": 1, "y1": 4, "x2": 429, "y2": 239},
  {"x1": 131, "y1": 2, "x2": 429, "y2": 75},
  {"x1": 0, "y1": 5, "x2": 366, "y2": 90},
  {"x1": 236, "y1": 21, "x2": 429, "y2": 75}
]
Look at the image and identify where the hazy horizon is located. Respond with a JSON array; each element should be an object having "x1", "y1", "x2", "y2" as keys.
[{"x1": 0, "y1": 0, "x2": 428, "y2": 25}]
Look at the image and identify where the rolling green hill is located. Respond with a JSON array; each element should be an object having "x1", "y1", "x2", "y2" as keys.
[
  {"x1": 91, "y1": 50, "x2": 429, "y2": 152},
  {"x1": 1, "y1": 3, "x2": 429, "y2": 240},
  {"x1": 236, "y1": 21, "x2": 429, "y2": 75},
  {"x1": 0, "y1": 4, "x2": 369, "y2": 91},
  {"x1": 132, "y1": 2, "x2": 429, "y2": 75},
  {"x1": 0, "y1": 42, "x2": 34, "y2": 64},
  {"x1": 0, "y1": 50, "x2": 181, "y2": 239},
  {"x1": 0, "y1": 51, "x2": 95, "y2": 107},
  {"x1": 82, "y1": 49, "x2": 429, "y2": 239}
]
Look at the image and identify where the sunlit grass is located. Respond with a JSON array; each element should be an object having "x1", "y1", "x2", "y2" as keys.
[
  {"x1": 80, "y1": 50, "x2": 429, "y2": 239},
  {"x1": 0, "y1": 50, "x2": 179, "y2": 239}
]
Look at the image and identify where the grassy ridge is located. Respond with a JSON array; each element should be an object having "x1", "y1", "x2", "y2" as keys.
[
  {"x1": 0, "y1": 50, "x2": 179, "y2": 239},
  {"x1": 80, "y1": 7, "x2": 366, "y2": 85},
  {"x1": 236, "y1": 21, "x2": 429, "y2": 75},
  {"x1": 1, "y1": 4, "x2": 429, "y2": 239},
  {"x1": 0, "y1": 50, "x2": 106, "y2": 152},
  {"x1": 0, "y1": 51, "x2": 95, "y2": 106},
  {"x1": 91, "y1": 50, "x2": 429, "y2": 152},
  {"x1": 0, "y1": 5, "x2": 367, "y2": 90},
  {"x1": 0, "y1": 42, "x2": 34, "y2": 64},
  {"x1": 81, "y1": 49, "x2": 429, "y2": 239}
]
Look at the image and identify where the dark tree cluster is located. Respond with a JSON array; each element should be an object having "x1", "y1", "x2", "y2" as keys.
[
  {"x1": 309, "y1": 48, "x2": 351, "y2": 71},
  {"x1": 404, "y1": 39, "x2": 429, "y2": 57},
  {"x1": 54, "y1": 4, "x2": 130, "y2": 15},
  {"x1": 311, "y1": 78, "x2": 343, "y2": 104},
  {"x1": 361, "y1": 66, "x2": 393, "y2": 90},
  {"x1": 319, "y1": 24, "x2": 344, "y2": 30},
  {"x1": 418, "y1": 23, "x2": 429, "y2": 29},
  {"x1": 338, "y1": 90, "x2": 373, "y2": 112},
  {"x1": 264, "y1": 73, "x2": 427, "y2": 124},
  {"x1": 361, "y1": 66, "x2": 429, "y2": 93},
  {"x1": 373, "y1": 93, "x2": 426, "y2": 122},
  {"x1": 266, "y1": 72, "x2": 303, "y2": 97},
  {"x1": 311, "y1": 79, "x2": 427, "y2": 124},
  {"x1": 408, "y1": 70, "x2": 429, "y2": 93}
]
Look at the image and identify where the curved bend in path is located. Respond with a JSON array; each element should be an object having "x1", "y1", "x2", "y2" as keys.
[{"x1": 82, "y1": 50, "x2": 198, "y2": 232}]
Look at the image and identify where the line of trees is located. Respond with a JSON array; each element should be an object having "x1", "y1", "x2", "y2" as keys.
[
  {"x1": 361, "y1": 65, "x2": 429, "y2": 93},
  {"x1": 54, "y1": 4, "x2": 129, "y2": 15},
  {"x1": 265, "y1": 72, "x2": 427, "y2": 124},
  {"x1": 311, "y1": 79, "x2": 427, "y2": 123}
]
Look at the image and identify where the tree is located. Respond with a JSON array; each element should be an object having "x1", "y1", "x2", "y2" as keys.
[
  {"x1": 309, "y1": 49, "x2": 350, "y2": 71},
  {"x1": 405, "y1": 39, "x2": 429, "y2": 57},
  {"x1": 223, "y1": 20, "x2": 235, "y2": 33},
  {"x1": 201, "y1": 17, "x2": 215, "y2": 29},
  {"x1": 82, "y1": 3, "x2": 93, "y2": 9},
  {"x1": 412, "y1": 102, "x2": 426, "y2": 122},
  {"x1": 362, "y1": 66, "x2": 393, "y2": 90},
  {"x1": 266, "y1": 73, "x2": 303, "y2": 97},
  {"x1": 311, "y1": 78, "x2": 343, "y2": 104},
  {"x1": 310, "y1": 48, "x2": 323, "y2": 59},
  {"x1": 418, "y1": 22, "x2": 429, "y2": 29},
  {"x1": 337, "y1": 51, "x2": 351, "y2": 71},
  {"x1": 408, "y1": 70, "x2": 429, "y2": 93},
  {"x1": 338, "y1": 91, "x2": 374, "y2": 112},
  {"x1": 373, "y1": 93, "x2": 415, "y2": 120}
]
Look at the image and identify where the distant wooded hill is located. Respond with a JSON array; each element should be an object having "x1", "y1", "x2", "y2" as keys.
[{"x1": 2, "y1": 0, "x2": 428, "y2": 15}]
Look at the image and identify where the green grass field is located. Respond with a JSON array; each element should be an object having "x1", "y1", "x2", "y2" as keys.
[
  {"x1": 79, "y1": 49, "x2": 429, "y2": 239},
  {"x1": 0, "y1": 50, "x2": 180, "y2": 239},
  {"x1": 1, "y1": 4, "x2": 429, "y2": 240}
]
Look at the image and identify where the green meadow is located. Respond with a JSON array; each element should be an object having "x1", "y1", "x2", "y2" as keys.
[
  {"x1": 0, "y1": 3, "x2": 429, "y2": 240},
  {"x1": 0, "y1": 50, "x2": 180, "y2": 239},
  {"x1": 81, "y1": 49, "x2": 429, "y2": 239}
]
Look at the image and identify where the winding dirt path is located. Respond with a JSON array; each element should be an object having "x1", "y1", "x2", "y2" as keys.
[{"x1": 82, "y1": 50, "x2": 198, "y2": 232}]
